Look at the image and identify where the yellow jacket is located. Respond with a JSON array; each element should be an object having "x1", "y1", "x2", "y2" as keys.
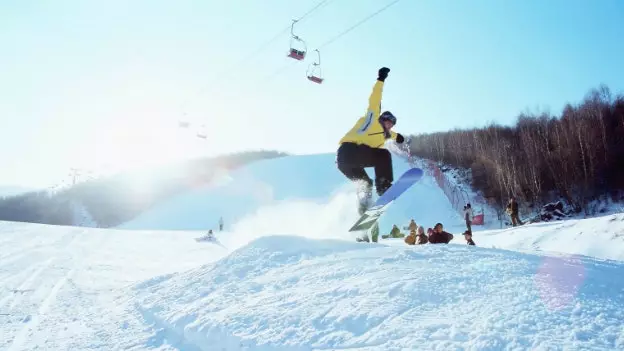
[{"x1": 339, "y1": 80, "x2": 398, "y2": 148}]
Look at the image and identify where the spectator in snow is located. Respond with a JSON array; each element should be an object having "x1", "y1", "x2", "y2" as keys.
[
  {"x1": 219, "y1": 217, "x2": 224, "y2": 231},
  {"x1": 408, "y1": 219, "x2": 417, "y2": 233},
  {"x1": 404, "y1": 230, "x2": 416, "y2": 245},
  {"x1": 383, "y1": 224, "x2": 404, "y2": 239},
  {"x1": 428, "y1": 222, "x2": 453, "y2": 244},
  {"x1": 390, "y1": 224, "x2": 403, "y2": 238},
  {"x1": 415, "y1": 226, "x2": 428, "y2": 245},
  {"x1": 403, "y1": 219, "x2": 418, "y2": 244},
  {"x1": 405, "y1": 225, "x2": 427, "y2": 245},
  {"x1": 463, "y1": 230, "x2": 475, "y2": 246},
  {"x1": 506, "y1": 197, "x2": 524, "y2": 227},
  {"x1": 463, "y1": 203, "x2": 473, "y2": 232}
]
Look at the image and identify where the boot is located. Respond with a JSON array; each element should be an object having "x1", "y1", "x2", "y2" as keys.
[
  {"x1": 357, "y1": 182, "x2": 373, "y2": 216},
  {"x1": 375, "y1": 177, "x2": 393, "y2": 196}
]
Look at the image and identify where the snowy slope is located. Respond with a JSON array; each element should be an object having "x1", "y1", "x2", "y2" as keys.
[
  {"x1": 134, "y1": 235, "x2": 624, "y2": 350},
  {"x1": 474, "y1": 213, "x2": 624, "y2": 261},
  {"x1": 3, "y1": 185, "x2": 624, "y2": 349},
  {"x1": 0, "y1": 221, "x2": 228, "y2": 351},
  {"x1": 118, "y1": 153, "x2": 466, "y2": 241}
]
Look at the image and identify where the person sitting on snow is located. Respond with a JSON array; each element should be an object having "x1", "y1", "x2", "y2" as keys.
[
  {"x1": 404, "y1": 220, "x2": 419, "y2": 245},
  {"x1": 382, "y1": 224, "x2": 405, "y2": 239},
  {"x1": 463, "y1": 230, "x2": 475, "y2": 246},
  {"x1": 408, "y1": 219, "x2": 417, "y2": 233},
  {"x1": 428, "y1": 223, "x2": 454, "y2": 244},
  {"x1": 415, "y1": 225, "x2": 428, "y2": 245},
  {"x1": 390, "y1": 224, "x2": 403, "y2": 238},
  {"x1": 404, "y1": 230, "x2": 416, "y2": 245}
]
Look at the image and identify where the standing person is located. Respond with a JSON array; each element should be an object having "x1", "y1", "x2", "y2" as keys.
[
  {"x1": 506, "y1": 197, "x2": 523, "y2": 227},
  {"x1": 464, "y1": 203, "x2": 473, "y2": 232},
  {"x1": 336, "y1": 67, "x2": 407, "y2": 216},
  {"x1": 219, "y1": 216, "x2": 224, "y2": 231}
]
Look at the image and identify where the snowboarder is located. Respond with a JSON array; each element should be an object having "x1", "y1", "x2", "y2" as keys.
[{"x1": 336, "y1": 67, "x2": 407, "y2": 215}]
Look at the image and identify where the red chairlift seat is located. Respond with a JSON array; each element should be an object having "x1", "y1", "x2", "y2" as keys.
[
  {"x1": 288, "y1": 48, "x2": 306, "y2": 61},
  {"x1": 306, "y1": 49, "x2": 323, "y2": 84},
  {"x1": 307, "y1": 75, "x2": 323, "y2": 84},
  {"x1": 287, "y1": 19, "x2": 307, "y2": 61}
]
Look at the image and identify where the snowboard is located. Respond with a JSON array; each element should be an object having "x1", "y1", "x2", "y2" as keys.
[{"x1": 349, "y1": 167, "x2": 424, "y2": 232}]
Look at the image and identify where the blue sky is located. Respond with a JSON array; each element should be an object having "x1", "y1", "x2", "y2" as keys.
[{"x1": 2, "y1": 0, "x2": 623, "y2": 188}]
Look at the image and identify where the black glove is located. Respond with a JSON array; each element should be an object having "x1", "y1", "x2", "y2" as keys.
[
  {"x1": 396, "y1": 133, "x2": 404, "y2": 144},
  {"x1": 378, "y1": 67, "x2": 390, "y2": 81}
]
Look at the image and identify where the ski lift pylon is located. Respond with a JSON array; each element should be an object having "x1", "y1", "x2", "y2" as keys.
[
  {"x1": 287, "y1": 19, "x2": 306, "y2": 61},
  {"x1": 306, "y1": 49, "x2": 323, "y2": 84}
]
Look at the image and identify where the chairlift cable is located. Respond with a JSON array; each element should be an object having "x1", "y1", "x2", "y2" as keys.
[
  {"x1": 317, "y1": 0, "x2": 402, "y2": 49},
  {"x1": 178, "y1": 0, "x2": 333, "y2": 120},
  {"x1": 263, "y1": 0, "x2": 403, "y2": 83}
]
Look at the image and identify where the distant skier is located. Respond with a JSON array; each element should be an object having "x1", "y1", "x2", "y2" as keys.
[
  {"x1": 336, "y1": 67, "x2": 407, "y2": 214},
  {"x1": 219, "y1": 216, "x2": 224, "y2": 231}
]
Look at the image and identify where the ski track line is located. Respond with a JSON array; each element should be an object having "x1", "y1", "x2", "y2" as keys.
[
  {"x1": 7, "y1": 267, "x2": 77, "y2": 351},
  {"x1": 0, "y1": 230, "x2": 77, "y2": 310},
  {"x1": 5, "y1": 230, "x2": 84, "y2": 351},
  {"x1": 0, "y1": 257, "x2": 55, "y2": 310}
]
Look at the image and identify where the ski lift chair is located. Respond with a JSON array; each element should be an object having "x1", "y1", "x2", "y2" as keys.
[
  {"x1": 306, "y1": 49, "x2": 324, "y2": 84},
  {"x1": 287, "y1": 19, "x2": 307, "y2": 61}
]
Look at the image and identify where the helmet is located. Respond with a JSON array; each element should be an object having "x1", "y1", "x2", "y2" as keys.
[{"x1": 379, "y1": 111, "x2": 396, "y2": 125}]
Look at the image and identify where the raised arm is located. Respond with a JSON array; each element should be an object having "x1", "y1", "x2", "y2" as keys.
[{"x1": 365, "y1": 67, "x2": 390, "y2": 119}]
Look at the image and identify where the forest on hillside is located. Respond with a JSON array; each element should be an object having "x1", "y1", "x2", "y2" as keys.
[
  {"x1": 0, "y1": 150, "x2": 288, "y2": 227},
  {"x1": 408, "y1": 85, "x2": 624, "y2": 214}
]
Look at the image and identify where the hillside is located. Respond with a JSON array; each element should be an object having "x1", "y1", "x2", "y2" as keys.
[{"x1": 0, "y1": 150, "x2": 287, "y2": 228}]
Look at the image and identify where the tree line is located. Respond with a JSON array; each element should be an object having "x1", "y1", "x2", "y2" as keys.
[
  {"x1": 408, "y1": 85, "x2": 624, "y2": 215},
  {"x1": 0, "y1": 150, "x2": 288, "y2": 227}
]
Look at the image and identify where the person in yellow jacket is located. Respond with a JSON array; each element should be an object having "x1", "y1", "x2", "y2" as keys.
[{"x1": 336, "y1": 67, "x2": 407, "y2": 214}]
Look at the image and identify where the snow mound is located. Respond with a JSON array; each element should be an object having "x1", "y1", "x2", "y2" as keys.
[
  {"x1": 476, "y1": 213, "x2": 624, "y2": 261},
  {"x1": 133, "y1": 235, "x2": 624, "y2": 350}
]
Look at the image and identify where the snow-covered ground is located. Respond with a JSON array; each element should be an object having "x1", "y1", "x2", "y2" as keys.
[
  {"x1": 2, "y1": 152, "x2": 624, "y2": 350},
  {"x1": 0, "y1": 221, "x2": 228, "y2": 350},
  {"x1": 135, "y1": 235, "x2": 624, "y2": 350}
]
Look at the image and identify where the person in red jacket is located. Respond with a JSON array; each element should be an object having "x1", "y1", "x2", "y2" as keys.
[{"x1": 428, "y1": 223, "x2": 454, "y2": 244}]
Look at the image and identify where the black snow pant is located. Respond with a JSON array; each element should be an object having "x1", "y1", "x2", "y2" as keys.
[{"x1": 336, "y1": 142, "x2": 393, "y2": 196}]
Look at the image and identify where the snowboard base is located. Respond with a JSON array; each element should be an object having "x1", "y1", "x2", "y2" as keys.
[{"x1": 349, "y1": 167, "x2": 424, "y2": 233}]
